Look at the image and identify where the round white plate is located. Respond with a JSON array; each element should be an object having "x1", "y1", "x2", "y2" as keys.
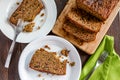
[
  {"x1": 18, "y1": 36, "x2": 82, "y2": 80},
  {"x1": 0, "y1": 0, "x2": 57, "y2": 43}
]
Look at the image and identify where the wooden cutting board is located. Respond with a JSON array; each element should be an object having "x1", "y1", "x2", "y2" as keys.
[{"x1": 52, "y1": 0, "x2": 120, "y2": 54}]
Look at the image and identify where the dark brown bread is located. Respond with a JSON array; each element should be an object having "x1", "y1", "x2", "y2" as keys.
[
  {"x1": 63, "y1": 29, "x2": 83, "y2": 45},
  {"x1": 63, "y1": 22, "x2": 97, "y2": 42},
  {"x1": 61, "y1": 49, "x2": 69, "y2": 57},
  {"x1": 29, "y1": 48, "x2": 67, "y2": 75},
  {"x1": 10, "y1": 0, "x2": 44, "y2": 25},
  {"x1": 76, "y1": 0, "x2": 119, "y2": 21},
  {"x1": 66, "y1": 8, "x2": 102, "y2": 32}
]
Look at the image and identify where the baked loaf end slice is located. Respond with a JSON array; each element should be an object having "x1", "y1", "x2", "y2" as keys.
[
  {"x1": 9, "y1": 0, "x2": 44, "y2": 25},
  {"x1": 29, "y1": 48, "x2": 67, "y2": 75},
  {"x1": 63, "y1": 22, "x2": 97, "y2": 42},
  {"x1": 67, "y1": 8, "x2": 102, "y2": 32},
  {"x1": 76, "y1": 0, "x2": 119, "y2": 21}
]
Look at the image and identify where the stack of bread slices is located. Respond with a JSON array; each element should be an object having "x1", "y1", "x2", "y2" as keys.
[{"x1": 62, "y1": 0, "x2": 119, "y2": 44}]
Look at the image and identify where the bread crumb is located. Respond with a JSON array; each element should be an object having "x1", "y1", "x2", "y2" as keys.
[
  {"x1": 69, "y1": 62, "x2": 75, "y2": 67},
  {"x1": 41, "y1": 13, "x2": 44, "y2": 17},
  {"x1": 58, "y1": 55, "x2": 62, "y2": 58},
  {"x1": 37, "y1": 26, "x2": 41, "y2": 30},
  {"x1": 52, "y1": 74, "x2": 55, "y2": 76},
  {"x1": 41, "y1": 19, "x2": 44, "y2": 22},
  {"x1": 38, "y1": 74, "x2": 42, "y2": 77},
  {"x1": 23, "y1": 23, "x2": 35, "y2": 32},
  {"x1": 61, "y1": 56, "x2": 64, "y2": 59},
  {"x1": 61, "y1": 49, "x2": 69, "y2": 57},
  {"x1": 44, "y1": 45, "x2": 50, "y2": 50},
  {"x1": 66, "y1": 60, "x2": 70, "y2": 63},
  {"x1": 16, "y1": 2, "x2": 20, "y2": 5}
]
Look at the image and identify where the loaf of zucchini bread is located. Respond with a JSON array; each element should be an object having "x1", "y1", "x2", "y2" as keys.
[{"x1": 76, "y1": 0, "x2": 119, "y2": 21}]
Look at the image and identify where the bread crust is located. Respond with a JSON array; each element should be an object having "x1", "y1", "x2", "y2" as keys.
[{"x1": 76, "y1": 0, "x2": 119, "y2": 21}]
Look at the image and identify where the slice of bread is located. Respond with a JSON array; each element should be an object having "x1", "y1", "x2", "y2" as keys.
[
  {"x1": 29, "y1": 48, "x2": 67, "y2": 75},
  {"x1": 62, "y1": 29, "x2": 83, "y2": 46},
  {"x1": 63, "y1": 21, "x2": 97, "y2": 42},
  {"x1": 9, "y1": 0, "x2": 44, "y2": 25},
  {"x1": 66, "y1": 8, "x2": 102, "y2": 32},
  {"x1": 76, "y1": 0, "x2": 119, "y2": 21}
]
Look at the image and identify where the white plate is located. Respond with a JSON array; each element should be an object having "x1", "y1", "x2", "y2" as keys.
[
  {"x1": 18, "y1": 36, "x2": 82, "y2": 80},
  {"x1": 0, "y1": 0, "x2": 57, "y2": 43}
]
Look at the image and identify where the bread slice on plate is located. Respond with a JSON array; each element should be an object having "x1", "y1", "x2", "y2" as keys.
[
  {"x1": 76, "y1": 0, "x2": 119, "y2": 21},
  {"x1": 66, "y1": 8, "x2": 102, "y2": 32},
  {"x1": 29, "y1": 48, "x2": 67, "y2": 75},
  {"x1": 63, "y1": 21, "x2": 97, "y2": 42},
  {"x1": 9, "y1": 0, "x2": 44, "y2": 25}
]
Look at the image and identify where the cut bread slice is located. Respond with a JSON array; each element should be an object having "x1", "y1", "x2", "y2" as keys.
[
  {"x1": 9, "y1": 0, "x2": 44, "y2": 25},
  {"x1": 66, "y1": 8, "x2": 102, "y2": 32},
  {"x1": 29, "y1": 48, "x2": 67, "y2": 75},
  {"x1": 63, "y1": 21, "x2": 97, "y2": 42},
  {"x1": 62, "y1": 29, "x2": 83, "y2": 46}
]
